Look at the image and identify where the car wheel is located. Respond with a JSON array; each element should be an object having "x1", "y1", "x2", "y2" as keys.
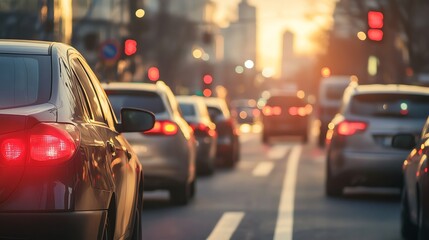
[
  {"x1": 318, "y1": 127, "x2": 326, "y2": 147},
  {"x1": 170, "y1": 183, "x2": 190, "y2": 206},
  {"x1": 262, "y1": 132, "x2": 269, "y2": 144},
  {"x1": 190, "y1": 180, "x2": 196, "y2": 198},
  {"x1": 131, "y1": 191, "x2": 143, "y2": 240},
  {"x1": 401, "y1": 188, "x2": 418, "y2": 240},
  {"x1": 102, "y1": 207, "x2": 115, "y2": 240},
  {"x1": 325, "y1": 161, "x2": 343, "y2": 197},
  {"x1": 418, "y1": 191, "x2": 429, "y2": 240},
  {"x1": 302, "y1": 132, "x2": 308, "y2": 143}
]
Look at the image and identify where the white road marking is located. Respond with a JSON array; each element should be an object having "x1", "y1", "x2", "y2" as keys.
[
  {"x1": 273, "y1": 145, "x2": 302, "y2": 240},
  {"x1": 252, "y1": 162, "x2": 275, "y2": 177},
  {"x1": 268, "y1": 145, "x2": 290, "y2": 160},
  {"x1": 207, "y1": 212, "x2": 245, "y2": 240}
]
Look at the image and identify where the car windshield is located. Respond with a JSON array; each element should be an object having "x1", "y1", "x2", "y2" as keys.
[
  {"x1": 350, "y1": 93, "x2": 429, "y2": 119},
  {"x1": 106, "y1": 91, "x2": 165, "y2": 119},
  {"x1": 0, "y1": 54, "x2": 51, "y2": 109}
]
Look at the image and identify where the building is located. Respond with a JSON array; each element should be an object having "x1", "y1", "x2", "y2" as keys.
[{"x1": 222, "y1": 0, "x2": 257, "y2": 67}]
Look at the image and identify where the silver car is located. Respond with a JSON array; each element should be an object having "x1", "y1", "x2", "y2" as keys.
[
  {"x1": 103, "y1": 82, "x2": 197, "y2": 205},
  {"x1": 325, "y1": 84, "x2": 429, "y2": 197}
]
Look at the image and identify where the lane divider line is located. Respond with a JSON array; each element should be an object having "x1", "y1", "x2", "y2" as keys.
[
  {"x1": 207, "y1": 212, "x2": 245, "y2": 240},
  {"x1": 273, "y1": 145, "x2": 302, "y2": 240},
  {"x1": 252, "y1": 162, "x2": 275, "y2": 177},
  {"x1": 268, "y1": 145, "x2": 290, "y2": 160}
]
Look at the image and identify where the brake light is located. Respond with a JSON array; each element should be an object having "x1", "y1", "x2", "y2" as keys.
[
  {"x1": 288, "y1": 104, "x2": 313, "y2": 117},
  {"x1": 0, "y1": 123, "x2": 80, "y2": 165},
  {"x1": 1, "y1": 138, "x2": 26, "y2": 163},
  {"x1": 145, "y1": 120, "x2": 178, "y2": 136},
  {"x1": 190, "y1": 123, "x2": 217, "y2": 137},
  {"x1": 337, "y1": 120, "x2": 367, "y2": 136},
  {"x1": 263, "y1": 106, "x2": 281, "y2": 116},
  {"x1": 262, "y1": 106, "x2": 272, "y2": 116}
]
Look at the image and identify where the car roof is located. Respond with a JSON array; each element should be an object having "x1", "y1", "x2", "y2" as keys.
[
  {"x1": 0, "y1": 39, "x2": 53, "y2": 55},
  {"x1": 102, "y1": 82, "x2": 159, "y2": 92},
  {"x1": 351, "y1": 84, "x2": 429, "y2": 96},
  {"x1": 176, "y1": 95, "x2": 204, "y2": 104}
]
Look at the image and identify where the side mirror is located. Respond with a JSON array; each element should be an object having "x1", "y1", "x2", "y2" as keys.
[
  {"x1": 392, "y1": 134, "x2": 416, "y2": 150},
  {"x1": 119, "y1": 108, "x2": 155, "y2": 133}
]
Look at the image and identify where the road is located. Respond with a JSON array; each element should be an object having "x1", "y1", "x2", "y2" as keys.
[{"x1": 140, "y1": 122, "x2": 402, "y2": 240}]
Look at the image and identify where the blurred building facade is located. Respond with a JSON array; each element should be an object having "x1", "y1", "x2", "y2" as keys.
[{"x1": 222, "y1": 0, "x2": 257, "y2": 67}]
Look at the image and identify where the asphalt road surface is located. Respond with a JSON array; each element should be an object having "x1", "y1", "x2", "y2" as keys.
[{"x1": 140, "y1": 122, "x2": 402, "y2": 240}]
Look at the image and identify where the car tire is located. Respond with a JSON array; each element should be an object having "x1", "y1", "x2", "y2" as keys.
[
  {"x1": 190, "y1": 180, "x2": 196, "y2": 198},
  {"x1": 418, "y1": 191, "x2": 429, "y2": 240},
  {"x1": 102, "y1": 205, "x2": 115, "y2": 240},
  {"x1": 325, "y1": 162, "x2": 343, "y2": 197},
  {"x1": 262, "y1": 132, "x2": 269, "y2": 144},
  {"x1": 318, "y1": 127, "x2": 326, "y2": 147},
  {"x1": 131, "y1": 190, "x2": 143, "y2": 240},
  {"x1": 302, "y1": 132, "x2": 308, "y2": 143},
  {"x1": 170, "y1": 183, "x2": 191, "y2": 206},
  {"x1": 401, "y1": 188, "x2": 418, "y2": 240}
]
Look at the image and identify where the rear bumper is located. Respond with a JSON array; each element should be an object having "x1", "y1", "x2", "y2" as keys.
[
  {"x1": 263, "y1": 118, "x2": 308, "y2": 135},
  {"x1": 0, "y1": 210, "x2": 105, "y2": 240},
  {"x1": 329, "y1": 150, "x2": 406, "y2": 187}
]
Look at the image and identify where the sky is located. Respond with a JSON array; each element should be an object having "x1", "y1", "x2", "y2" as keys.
[{"x1": 213, "y1": 0, "x2": 337, "y2": 75}]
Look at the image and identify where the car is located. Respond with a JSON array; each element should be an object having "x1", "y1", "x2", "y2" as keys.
[
  {"x1": 177, "y1": 95, "x2": 217, "y2": 175},
  {"x1": 0, "y1": 40, "x2": 155, "y2": 239},
  {"x1": 203, "y1": 97, "x2": 240, "y2": 168},
  {"x1": 325, "y1": 84, "x2": 429, "y2": 197},
  {"x1": 103, "y1": 81, "x2": 197, "y2": 205},
  {"x1": 261, "y1": 93, "x2": 312, "y2": 144},
  {"x1": 392, "y1": 118, "x2": 429, "y2": 240},
  {"x1": 317, "y1": 75, "x2": 352, "y2": 147},
  {"x1": 230, "y1": 99, "x2": 261, "y2": 125}
]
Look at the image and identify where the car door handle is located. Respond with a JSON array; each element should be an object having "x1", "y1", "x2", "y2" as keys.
[{"x1": 106, "y1": 141, "x2": 116, "y2": 157}]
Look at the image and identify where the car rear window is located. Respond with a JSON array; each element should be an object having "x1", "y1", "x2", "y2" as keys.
[
  {"x1": 0, "y1": 54, "x2": 51, "y2": 109},
  {"x1": 266, "y1": 96, "x2": 306, "y2": 107},
  {"x1": 106, "y1": 91, "x2": 166, "y2": 119},
  {"x1": 179, "y1": 103, "x2": 196, "y2": 117},
  {"x1": 325, "y1": 86, "x2": 347, "y2": 101},
  {"x1": 350, "y1": 93, "x2": 429, "y2": 118}
]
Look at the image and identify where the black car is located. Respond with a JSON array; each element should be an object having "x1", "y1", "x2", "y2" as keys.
[
  {"x1": 261, "y1": 93, "x2": 312, "y2": 143},
  {"x1": 393, "y1": 117, "x2": 429, "y2": 240},
  {"x1": 0, "y1": 40, "x2": 154, "y2": 239},
  {"x1": 203, "y1": 97, "x2": 240, "y2": 168}
]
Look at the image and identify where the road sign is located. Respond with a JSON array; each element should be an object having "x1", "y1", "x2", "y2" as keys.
[{"x1": 99, "y1": 40, "x2": 120, "y2": 62}]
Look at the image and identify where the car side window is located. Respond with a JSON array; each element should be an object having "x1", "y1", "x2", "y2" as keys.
[
  {"x1": 71, "y1": 58, "x2": 105, "y2": 123},
  {"x1": 78, "y1": 58, "x2": 118, "y2": 129},
  {"x1": 60, "y1": 58, "x2": 91, "y2": 121}
]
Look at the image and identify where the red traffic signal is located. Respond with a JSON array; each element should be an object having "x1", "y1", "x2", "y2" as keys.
[
  {"x1": 203, "y1": 74, "x2": 213, "y2": 84},
  {"x1": 367, "y1": 11, "x2": 384, "y2": 42},
  {"x1": 124, "y1": 39, "x2": 137, "y2": 56},
  {"x1": 148, "y1": 67, "x2": 160, "y2": 81}
]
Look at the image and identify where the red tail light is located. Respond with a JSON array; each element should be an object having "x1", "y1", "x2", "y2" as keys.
[
  {"x1": 263, "y1": 106, "x2": 281, "y2": 116},
  {"x1": 0, "y1": 123, "x2": 80, "y2": 165},
  {"x1": 289, "y1": 104, "x2": 313, "y2": 117},
  {"x1": 262, "y1": 106, "x2": 273, "y2": 116},
  {"x1": 1, "y1": 138, "x2": 26, "y2": 163},
  {"x1": 336, "y1": 120, "x2": 367, "y2": 136},
  {"x1": 145, "y1": 120, "x2": 178, "y2": 136},
  {"x1": 190, "y1": 123, "x2": 217, "y2": 137}
]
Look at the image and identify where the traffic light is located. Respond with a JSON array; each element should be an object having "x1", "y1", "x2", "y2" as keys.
[
  {"x1": 202, "y1": 73, "x2": 213, "y2": 97},
  {"x1": 367, "y1": 10, "x2": 384, "y2": 42},
  {"x1": 148, "y1": 67, "x2": 160, "y2": 81},
  {"x1": 123, "y1": 38, "x2": 137, "y2": 56}
]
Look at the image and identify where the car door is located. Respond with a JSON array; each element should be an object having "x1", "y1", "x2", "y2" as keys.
[
  {"x1": 78, "y1": 57, "x2": 139, "y2": 238},
  {"x1": 70, "y1": 56, "x2": 132, "y2": 238}
]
